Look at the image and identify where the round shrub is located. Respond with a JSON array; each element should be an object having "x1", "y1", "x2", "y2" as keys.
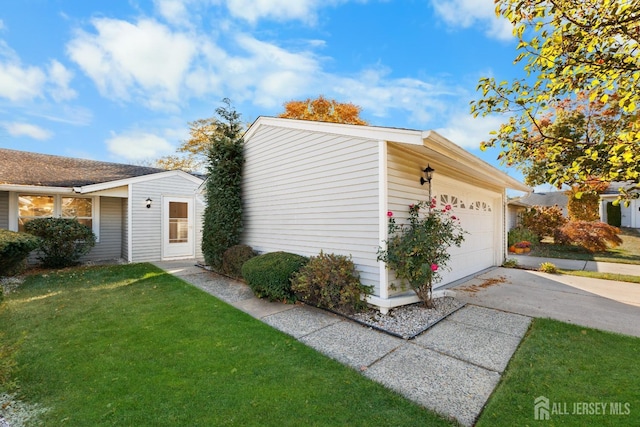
[
  {"x1": 0, "y1": 229, "x2": 40, "y2": 277},
  {"x1": 291, "y1": 251, "x2": 372, "y2": 314},
  {"x1": 221, "y1": 244, "x2": 257, "y2": 279},
  {"x1": 539, "y1": 262, "x2": 558, "y2": 274},
  {"x1": 241, "y1": 251, "x2": 308, "y2": 301},
  {"x1": 24, "y1": 218, "x2": 96, "y2": 268}
]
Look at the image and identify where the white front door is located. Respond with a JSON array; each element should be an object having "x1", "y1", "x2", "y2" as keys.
[{"x1": 162, "y1": 196, "x2": 194, "y2": 259}]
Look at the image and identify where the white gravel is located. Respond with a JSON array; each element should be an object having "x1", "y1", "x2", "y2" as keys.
[{"x1": 350, "y1": 296, "x2": 465, "y2": 339}]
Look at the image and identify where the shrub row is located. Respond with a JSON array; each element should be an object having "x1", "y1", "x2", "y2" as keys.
[{"x1": 237, "y1": 247, "x2": 370, "y2": 313}]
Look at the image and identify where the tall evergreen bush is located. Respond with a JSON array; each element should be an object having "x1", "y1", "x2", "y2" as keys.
[{"x1": 201, "y1": 99, "x2": 245, "y2": 270}]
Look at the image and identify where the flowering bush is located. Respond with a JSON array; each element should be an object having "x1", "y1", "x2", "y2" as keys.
[{"x1": 377, "y1": 200, "x2": 466, "y2": 308}]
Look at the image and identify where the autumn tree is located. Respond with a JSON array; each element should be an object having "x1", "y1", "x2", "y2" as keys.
[
  {"x1": 155, "y1": 116, "x2": 231, "y2": 172},
  {"x1": 279, "y1": 95, "x2": 368, "y2": 125},
  {"x1": 471, "y1": 0, "x2": 640, "y2": 198}
]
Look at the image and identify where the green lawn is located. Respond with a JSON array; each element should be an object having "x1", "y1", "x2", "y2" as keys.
[
  {"x1": 2, "y1": 264, "x2": 638, "y2": 426},
  {"x1": 0, "y1": 264, "x2": 451, "y2": 426},
  {"x1": 478, "y1": 318, "x2": 639, "y2": 426}
]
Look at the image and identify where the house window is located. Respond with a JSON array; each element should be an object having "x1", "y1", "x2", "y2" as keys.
[
  {"x1": 18, "y1": 195, "x2": 54, "y2": 231},
  {"x1": 18, "y1": 195, "x2": 95, "y2": 235}
]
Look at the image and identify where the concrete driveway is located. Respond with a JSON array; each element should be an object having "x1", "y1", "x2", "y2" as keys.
[{"x1": 452, "y1": 267, "x2": 640, "y2": 338}]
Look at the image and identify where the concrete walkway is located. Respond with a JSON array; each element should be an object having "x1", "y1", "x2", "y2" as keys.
[
  {"x1": 153, "y1": 260, "x2": 531, "y2": 427},
  {"x1": 509, "y1": 254, "x2": 640, "y2": 276}
]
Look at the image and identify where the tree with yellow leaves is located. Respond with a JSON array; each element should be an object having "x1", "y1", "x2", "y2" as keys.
[
  {"x1": 279, "y1": 95, "x2": 368, "y2": 125},
  {"x1": 472, "y1": 0, "x2": 640, "y2": 199}
]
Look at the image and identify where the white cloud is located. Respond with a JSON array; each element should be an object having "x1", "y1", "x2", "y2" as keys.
[
  {"x1": 47, "y1": 60, "x2": 76, "y2": 101},
  {"x1": 67, "y1": 18, "x2": 198, "y2": 109},
  {"x1": 225, "y1": 0, "x2": 329, "y2": 24},
  {"x1": 106, "y1": 130, "x2": 175, "y2": 160},
  {"x1": 435, "y1": 112, "x2": 505, "y2": 149},
  {"x1": 430, "y1": 0, "x2": 513, "y2": 41},
  {"x1": 0, "y1": 41, "x2": 47, "y2": 101},
  {"x1": 4, "y1": 122, "x2": 53, "y2": 140}
]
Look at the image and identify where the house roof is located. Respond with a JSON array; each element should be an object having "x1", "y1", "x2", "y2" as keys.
[
  {"x1": 508, "y1": 191, "x2": 568, "y2": 208},
  {"x1": 244, "y1": 116, "x2": 531, "y2": 193},
  {"x1": 0, "y1": 148, "x2": 169, "y2": 187}
]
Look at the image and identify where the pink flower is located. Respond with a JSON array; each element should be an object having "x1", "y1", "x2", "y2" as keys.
[
  {"x1": 387, "y1": 211, "x2": 393, "y2": 217},
  {"x1": 431, "y1": 264, "x2": 438, "y2": 272},
  {"x1": 451, "y1": 215, "x2": 458, "y2": 220},
  {"x1": 445, "y1": 204, "x2": 452, "y2": 211},
  {"x1": 409, "y1": 204, "x2": 415, "y2": 210}
]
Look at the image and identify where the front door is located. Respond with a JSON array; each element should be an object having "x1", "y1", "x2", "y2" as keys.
[{"x1": 162, "y1": 197, "x2": 194, "y2": 259}]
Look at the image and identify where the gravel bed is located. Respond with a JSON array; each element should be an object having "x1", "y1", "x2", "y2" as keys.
[
  {"x1": 0, "y1": 394, "x2": 49, "y2": 427},
  {"x1": 350, "y1": 296, "x2": 465, "y2": 339}
]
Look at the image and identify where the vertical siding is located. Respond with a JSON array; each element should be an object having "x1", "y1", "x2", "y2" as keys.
[
  {"x1": 81, "y1": 197, "x2": 123, "y2": 261},
  {"x1": 0, "y1": 191, "x2": 8, "y2": 229},
  {"x1": 122, "y1": 198, "x2": 129, "y2": 261},
  {"x1": 242, "y1": 125, "x2": 381, "y2": 293},
  {"x1": 386, "y1": 143, "x2": 503, "y2": 292},
  {"x1": 130, "y1": 175, "x2": 202, "y2": 262}
]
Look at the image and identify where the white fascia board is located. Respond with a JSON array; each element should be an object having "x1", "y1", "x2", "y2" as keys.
[
  {"x1": 422, "y1": 130, "x2": 531, "y2": 192},
  {"x1": 244, "y1": 116, "x2": 424, "y2": 145},
  {"x1": 0, "y1": 184, "x2": 75, "y2": 194},
  {"x1": 74, "y1": 170, "x2": 204, "y2": 194}
]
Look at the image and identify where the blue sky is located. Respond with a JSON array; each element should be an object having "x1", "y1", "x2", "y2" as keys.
[{"x1": 1, "y1": 0, "x2": 533, "y2": 185}]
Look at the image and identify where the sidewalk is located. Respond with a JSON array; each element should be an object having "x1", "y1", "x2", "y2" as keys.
[
  {"x1": 508, "y1": 254, "x2": 640, "y2": 276},
  {"x1": 153, "y1": 260, "x2": 531, "y2": 427}
]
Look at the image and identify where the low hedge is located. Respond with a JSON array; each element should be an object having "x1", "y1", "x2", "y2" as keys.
[
  {"x1": 24, "y1": 218, "x2": 96, "y2": 268},
  {"x1": 241, "y1": 251, "x2": 308, "y2": 302},
  {"x1": 0, "y1": 229, "x2": 40, "y2": 277},
  {"x1": 221, "y1": 244, "x2": 257, "y2": 279}
]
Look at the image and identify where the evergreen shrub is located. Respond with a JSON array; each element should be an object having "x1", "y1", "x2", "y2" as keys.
[
  {"x1": 241, "y1": 252, "x2": 308, "y2": 301},
  {"x1": 221, "y1": 244, "x2": 257, "y2": 279},
  {"x1": 24, "y1": 218, "x2": 96, "y2": 268},
  {"x1": 0, "y1": 229, "x2": 40, "y2": 276}
]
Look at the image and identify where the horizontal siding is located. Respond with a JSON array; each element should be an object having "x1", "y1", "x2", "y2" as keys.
[
  {"x1": 242, "y1": 124, "x2": 381, "y2": 292},
  {"x1": 0, "y1": 191, "x2": 8, "y2": 229},
  {"x1": 82, "y1": 197, "x2": 123, "y2": 262},
  {"x1": 386, "y1": 144, "x2": 503, "y2": 293},
  {"x1": 131, "y1": 175, "x2": 202, "y2": 262}
]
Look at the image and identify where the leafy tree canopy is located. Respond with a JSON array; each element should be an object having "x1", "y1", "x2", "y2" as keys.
[
  {"x1": 279, "y1": 95, "x2": 368, "y2": 125},
  {"x1": 471, "y1": 0, "x2": 640, "y2": 198}
]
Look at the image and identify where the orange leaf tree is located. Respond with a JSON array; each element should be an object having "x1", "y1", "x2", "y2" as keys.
[{"x1": 279, "y1": 95, "x2": 368, "y2": 125}]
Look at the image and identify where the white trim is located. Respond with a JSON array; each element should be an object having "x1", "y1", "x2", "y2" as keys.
[
  {"x1": 74, "y1": 170, "x2": 204, "y2": 194},
  {"x1": 378, "y1": 139, "x2": 389, "y2": 300},
  {"x1": 127, "y1": 184, "x2": 133, "y2": 263},
  {"x1": 0, "y1": 184, "x2": 75, "y2": 194}
]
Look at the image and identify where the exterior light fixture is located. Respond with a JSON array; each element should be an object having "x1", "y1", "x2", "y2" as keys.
[
  {"x1": 420, "y1": 164, "x2": 434, "y2": 186},
  {"x1": 146, "y1": 198, "x2": 152, "y2": 209}
]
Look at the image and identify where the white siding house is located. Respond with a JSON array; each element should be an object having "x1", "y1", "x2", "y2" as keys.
[
  {"x1": 0, "y1": 149, "x2": 205, "y2": 263},
  {"x1": 242, "y1": 117, "x2": 530, "y2": 313}
]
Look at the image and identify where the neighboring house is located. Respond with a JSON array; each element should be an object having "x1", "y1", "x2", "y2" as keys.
[
  {"x1": 507, "y1": 191, "x2": 568, "y2": 230},
  {"x1": 600, "y1": 182, "x2": 640, "y2": 228},
  {"x1": 0, "y1": 149, "x2": 205, "y2": 263},
  {"x1": 241, "y1": 117, "x2": 530, "y2": 313}
]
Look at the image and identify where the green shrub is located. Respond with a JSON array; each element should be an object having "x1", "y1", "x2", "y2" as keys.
[
  {"x1": 508, "y1": 227, "x2": 538, "y2": 247},
  {"x1": 502, "y1": 258, "x2": 519, "y2": 268},
  {"x1": 241, "y1": 252, "x2": 308, "y2": 302},
  {"x1": 554, "y1": 221, "x2": 622, "y2": 253},
  {"x1": 291, "y1": 251, "x2": 372, "y2": 314},
  {"x1": 221, "y1": 244, "x2": 257, "y2": 279},
  {"x1": 24, "y1": 218, "x2": 96, "y2": 268},
  {"x1": 0, "y1": 229, "x2": 40, "y2": 276},
  {"x1": 539, "y1": 262, "x2": 558, "y2": 273}
]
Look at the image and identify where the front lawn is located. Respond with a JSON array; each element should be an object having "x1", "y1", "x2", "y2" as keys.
[
  {"x1": 477, "y1": 318, "x2": 639, "y2": 426},
  {"x1": 0, "y1": 264, "x2": 451, "y2": 426}
]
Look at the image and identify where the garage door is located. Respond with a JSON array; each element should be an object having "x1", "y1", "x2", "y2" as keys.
[{"x1": 433, "y1": 190, "x2": 499, "y2": 288}]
